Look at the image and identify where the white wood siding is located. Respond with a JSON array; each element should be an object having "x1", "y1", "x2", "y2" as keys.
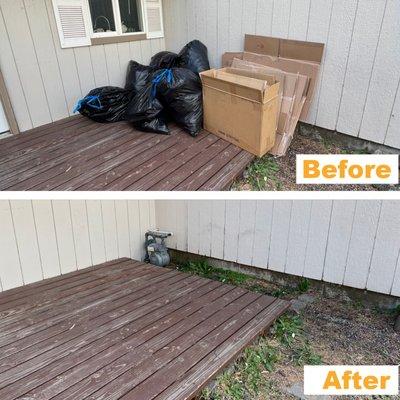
[
  {"x1": 163, "y1": 0, "x2": 400, "y2": 149},
  {"x1": 155, "y1": 200, "x2": 400, "y2": 297},
  {"x1": 0, "y1": 200, "x2": 155, "y2": 291},
  {"x1": 0, "y1": 0, "x2": 165, "y2": 132}
]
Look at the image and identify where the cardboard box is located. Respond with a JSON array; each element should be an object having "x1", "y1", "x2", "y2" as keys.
[
  {"x1": 221, "y1": 35, "x2": 324, "y2": 157},
  {"x1": 230, "y1": 57, "x2": 309, "y2": 156},
  {"x1": 200, "y1": 68, "x2": 280, "y2": 157}
]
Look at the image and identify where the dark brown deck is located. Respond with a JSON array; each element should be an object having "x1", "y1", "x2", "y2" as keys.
[
  {"x1": 0, "y1": 258, "x2": 288, "y2": 400},
  {"x1": 0, "y1": 116, "x2": 254, "y2": 191}
]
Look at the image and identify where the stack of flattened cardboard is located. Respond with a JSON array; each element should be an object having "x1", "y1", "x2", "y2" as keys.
[{"x1": 222, "y1": 35, "x2": 324, "y2": 156}]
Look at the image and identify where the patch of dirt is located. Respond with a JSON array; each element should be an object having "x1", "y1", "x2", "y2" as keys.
[
  {"x1": 232, "y1": 133, "x2": 400, "y2": 191},
  {"x1": 260, "y1": 292, "x2": 400, "y2": 400}
]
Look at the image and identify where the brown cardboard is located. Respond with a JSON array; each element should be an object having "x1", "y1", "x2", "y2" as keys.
[
  {"x1": 222, "y1": 52, "x2": 243, "y2": 67},
  {"x1": 200, "y1": 69, "x2": 280, "y2": 157},
  {"x1": 244, "y1": 34, "x2": 324, "y2": 64},
  {"x1": 242, "y1": 52, "x2": 317, "y2": 120}
]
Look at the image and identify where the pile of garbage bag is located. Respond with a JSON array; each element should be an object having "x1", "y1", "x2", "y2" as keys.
[{"x1": 74, "y1": 40, "x2": 209, "y2": 137}]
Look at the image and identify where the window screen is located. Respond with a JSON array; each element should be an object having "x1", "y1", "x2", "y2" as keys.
[
  {"x1": 89, "y1": 0, "x2": 116, "y2": 33},
  {"x1": 119, "y1": 0, "x2": 142, "y2": 33}
]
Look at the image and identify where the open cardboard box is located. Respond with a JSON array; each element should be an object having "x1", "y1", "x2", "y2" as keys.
[
  {"x1": 222, "y1": 35, "x2": 324, "y2": 156},
  {"x1": 200, "y1": 68, "x2": 280, "y2": 157}
]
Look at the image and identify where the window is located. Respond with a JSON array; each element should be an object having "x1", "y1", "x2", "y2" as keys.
[
  {"x1": 88, "y1": 0, "x2": 144, "y2": 37},
  {"x1": 52, "y1": 0, "x2": 164, "y2": 49}
]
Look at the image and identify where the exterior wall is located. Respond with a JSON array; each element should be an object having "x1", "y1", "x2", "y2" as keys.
[
  {"x1": 0, "y1": 0, "x2": 165, "y2": 132},
  {"x1": 0, "y1": 200, "x2": 156, "y2": 291},
  {"x1": 155, "y1": 200, "x2": 400, "y2": 297},
  {"x1": 163, "y1": 0, "x2": 400, "y2": 150}
]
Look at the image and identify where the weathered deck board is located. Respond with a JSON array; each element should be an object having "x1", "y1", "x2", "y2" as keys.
[
  {"x1": 0, "y1": 259, "x2": 288, "y2": 400},
  {"x1": 0, "y1": 116, "x2": 255, "y2": 191}
]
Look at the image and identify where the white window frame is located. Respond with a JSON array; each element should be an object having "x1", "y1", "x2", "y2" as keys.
[{"x1": 87, "y1": 0, "x2": 146, "y2": 39}]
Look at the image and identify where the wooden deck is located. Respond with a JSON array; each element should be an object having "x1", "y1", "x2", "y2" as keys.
[
  {"x1": 0, "y1": 258, "x2": 288, "y2": 400},
  {"x1": 0, "y1": 116, "x2": 254, "y2": 191}
]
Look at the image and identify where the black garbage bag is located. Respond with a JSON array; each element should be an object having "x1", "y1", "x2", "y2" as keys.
[
  {"x1": 124, "y1": 61, "x2": 169, "y2": 134},
  {"x1": 125, "y1": 61, "x2": 158, "y2": 92},
  {"x1": 177, "y1": 40, "x2": 210, "y2": 74},
  {"x1": 149, "y1": 51, "x2": 179, "y2": 69},
  {"x1": 154, "y1": 68, "x2": 203, "y2": 136},
  {"x1": 74, "y1": 87, "x2": 132, "y2": 123},
  {"x1": 125, "y1": 85, "x2": 169, "y2": 135}
]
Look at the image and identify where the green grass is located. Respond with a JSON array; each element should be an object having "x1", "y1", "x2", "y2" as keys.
[
  {"x1": 200, "y1": 337, "x2": 280, "y2": 400},
  {"x1": 200, "y1": 314, "x2": 323, "y2": 399},
  {"x1": 177, "y1": 260, "x2": 251, "y2": 286},
  {"x1": 242, "y1": 155, "x2": 281, "y2": 190}
]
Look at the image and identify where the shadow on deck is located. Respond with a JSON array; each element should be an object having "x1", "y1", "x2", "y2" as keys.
[{"x1": 0, "y1": 116, "x2": 254, "y2": 191}]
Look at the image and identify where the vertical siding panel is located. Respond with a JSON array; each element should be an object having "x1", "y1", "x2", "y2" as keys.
[
  {"x1": 323, "y1": 201, "x2": 356, "y2": 285},
  {"x1": 285, "y1": 201, "x2": 312, "y2": 276},
  {"x1": 129, "y1": 40, "x2": 144, "y2": 64},
  {"x1": 288, "y1": 0, "x2": 310, "y2": 40},
  {"x1": 229, "y1": 0, "x2": 243, "y2": 51},
  {"x1": 367, "y1": 201, "x2": 400, "y2": 294},
  {"x1": 223, "y1": 200, "x2": 240, "y2": 262},
  {"x1": 117, "y1": 42, "x2": 131, "y2": 83},
  {"x1": 271, "y1": 0, "x2": 291, "y2": 38},
  {"x1": 10, "y1": 200, "x2": 43, "y2": 284},
  {"x1": 32, "y1": 200, "x2": 61, "y2": 279},
  {"x1": 0, "y1": 6, "x2": 32, "y2": 131},
  {"x1": 241, "y1": 0, "x2": 257, "y2": 36},
  {"x1": 165, "y1": 201, "x2": 178, "y2": 249},
  {"x1": 255, "y1": 0, "x2": 273, "y2": 36},
  {"x1": 315, "y1": 0, "x2": 358, "y2": 131},
  {"x1": 175, "y1": 0, "x2": 187, "y2": 51},
  {"x1": 359, "y1": 0, "x2": 400, "y2": 143},
  {"x1": 0, "y1": 201, "x2": 23, "y2": 290},
  {"x1": 44, "y1": 0, "x2": 82, "y2": 114},
  {"x1": 385, "y1": 85, "x2": 400, "y2": 148},
  {"x1": 115, "y1": 201, "x2": 130, "y2": 258},
  {"x1": 237, "y1": 200, "x2": 257, "y2": 266},
  {"x1": 73, "y1": 47, "x2": 96, "y2": 95},
  {"x1": 140, "y1": 40, "x2": 153, "y2": 65},
  {"x1": 217, "y1": 0, "x2": 229, "y2": 67},
  {"x1": 391, "y1": 252, "x2": 400, "y2": 297},
  {"x1": 25, "y1": 0, "x2": 69, "y2": 121},
  {"x1": 343, "y1": 201, "x2": 381, "y2": 289},
  {"x1": 86, "y1": 200, "x2": 106, "y2": 265},
  {"x1": 336, "y1": 0, "x2": 386, "y2": 137},
  {"x1": 52, "y1": 201, "x2": 77, "y2": 274},
  {"x1": 175, "y1": 200, "x2": 188, "y2": 252},
  {"x1": 101, "y1": 201, "x2": 119, "y2": 261},
  {"x1": 104, "y1": 44, "x2": 122, "y2": 86},
  {"x1": 303, "y1": 200, "x2": 332, "y2": 280},
  {"x1": 90, "y1": 45, "x2": 110, "y2": 87},
  {"x1": 304, "y1": 0, "x2": 333, "y2": 125},
  {"x1": 268, "y1": 200, "x2": 292, "y2": 272},
  {"x1": 186, "y1": 0, "x2": 197, "y2": 44},
  {"x1": 70, "y1": 200, "x2": 92, "y2": 269},
  {"x1": 199, "y1": 201, "x2": 212, "y2": 256},
  {"x1": 24, "y1": 0, "x2": 69, "y2": 121},
  {"x1": 206, "y1": 0, "x2": 218, "y2": 68},
  {"x1": 187, "y1": 201, "x2": 200, "y2": 254},
  {"x1": 210, "y1": 201, "x2": 225, "y2": 260},
  {"x1": 195, "y1": 0, "x2": 207, "y2": 46},
  {"x1": 1, "y1": 0, "x2": 51, "y2": 127},
  {"x1": 128, "y1": 200, "x2": 143, "y2": 261},
  {"x1": 251, "y1": 200, "x2": 274, "y2": 269}
]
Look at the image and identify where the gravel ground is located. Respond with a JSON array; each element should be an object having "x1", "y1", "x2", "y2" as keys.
[{"x1": 232, "y1": 133, "x2": 400, "y2": 191}]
